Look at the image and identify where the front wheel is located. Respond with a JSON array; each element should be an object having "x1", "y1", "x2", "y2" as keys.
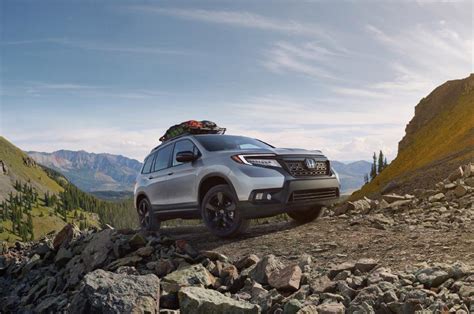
[
  {"x1": 137, "y1": 197, "x2": 161, "y2": 231},
  {"x1": 287, "y1": 206, "x2": 325, "y2": 224},
  {"x1": 201, "y1": 184, "x2": 249, "y2": 238}
]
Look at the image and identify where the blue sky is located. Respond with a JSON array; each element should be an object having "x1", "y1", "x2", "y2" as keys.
[{"x1": 0, "y1": 1, "x2": 472, "y2": 161}]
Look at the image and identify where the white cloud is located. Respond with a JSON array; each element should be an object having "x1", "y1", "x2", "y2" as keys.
[
  {"x1": 130, "y1": 7, "x2": 327, "y2": 38},
  {"x1": 1, "y1": 38, "x2": 186, "y2": 55}
]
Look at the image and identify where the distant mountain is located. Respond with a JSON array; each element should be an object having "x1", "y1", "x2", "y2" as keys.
[
  {"x1": 28, "y1": 150, "x2": 143, "y2": 192},
  {"x1": 331, "y1": 160, "x2": 372, "y2": 194},
  {"x1": 353, "y1": 74, "x2": 474, "y2": 198}
]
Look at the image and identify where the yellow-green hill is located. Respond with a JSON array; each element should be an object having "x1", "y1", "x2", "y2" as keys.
[
  {"x1": 0, "y1": 136, "x2": 63, "y2": 201},
  {"x1": 352, "y1": 74, "x2": 474, "y2": 199}
]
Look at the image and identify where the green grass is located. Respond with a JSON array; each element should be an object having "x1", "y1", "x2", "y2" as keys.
[
  {"x1": 0, "y1": 136, "x2": 63, "y2": 194},
  {"x1": 0, "y1": 205, "x2": 101, "y2": 242}
]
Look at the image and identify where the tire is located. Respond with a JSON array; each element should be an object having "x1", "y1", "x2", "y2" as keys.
[
  {"x1": 287, "y1": 206, "x2": 325, "y2": 224},
  {"x1": 137, "y1": 197, "x2": 161, "y2": 232},
  {"x1": 201, "y1": 184, "x2": 249, "y2": 238}
]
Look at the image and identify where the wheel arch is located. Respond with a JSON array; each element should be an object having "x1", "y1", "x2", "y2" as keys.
[
  {"x1": 198, "y1": 173, "x2": 238, "y2": 206},
  {"x1": 135, "y1": 192, "x2": 149, "y2": 210}
]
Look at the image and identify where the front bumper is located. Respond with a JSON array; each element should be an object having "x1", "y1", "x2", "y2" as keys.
[{"x1": 238, "y1": 176, "x2": 340, "y2": 219}]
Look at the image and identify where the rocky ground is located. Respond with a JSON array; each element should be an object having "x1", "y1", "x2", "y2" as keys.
[{"x1": 0, "y1": 163, "x2": 473, "y2": 313}]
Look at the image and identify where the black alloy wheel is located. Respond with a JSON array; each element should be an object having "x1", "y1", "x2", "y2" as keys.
[{"x1": 201, "y1": 184, "x2": 249, "y2": 238}]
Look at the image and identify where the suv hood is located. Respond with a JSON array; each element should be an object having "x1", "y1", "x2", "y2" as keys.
[{"x1": 218, "y1": 147, "x2": 325, "y2": 158}]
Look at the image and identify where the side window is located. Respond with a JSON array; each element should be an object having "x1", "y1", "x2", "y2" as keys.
[
  {"x1": 173, "y1": 140, "x2": 197, "y2": 166},
  {"x1": 141, "y1": 153, "x2": 156, "y2": 174},
  {"x1": 153, "y1": 145, "x2": 173, "y2": 172}
]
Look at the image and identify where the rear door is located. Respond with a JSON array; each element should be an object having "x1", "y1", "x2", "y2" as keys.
[
  {"x1": 163, "y1": 139, "x2": 200, "y2": 207},
  {"x1": 146, "y1": 144, "x2": 174, "y2": 206}
]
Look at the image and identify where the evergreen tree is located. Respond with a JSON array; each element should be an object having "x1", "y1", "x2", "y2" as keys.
[
  {"x1": 384, "y1": 157, "x2": 388, "y2": 169},
  {"x1": 370, "y1": 152, "x2": 377, "y2": 180},
  {"x1": 377, "y1": 151, "x2": 384, "y2": 174},
  {"x1": 364, "y1": 174, "x2": 369, "y2": 184}
]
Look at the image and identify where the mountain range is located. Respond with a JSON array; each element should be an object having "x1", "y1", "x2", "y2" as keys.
[
  {"x1": 28, "y1": 149, "x2": 371, "y2": 194},
  {"x1": 28, "y1": 150, "x2": 142, "y2": 192}
]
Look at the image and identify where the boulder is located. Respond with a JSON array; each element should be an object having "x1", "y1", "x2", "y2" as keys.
[
  {"x1": 355, "y1": 258, "x2": 378, "y2": 273},
  {"x1": 54, "y1": 247, "x2": 73, "y2": 267},
  {"x1": 310, "y1": 275, "x2": 336, "y2": 293},
  {"x1": 382, "y1": 194, "x2": 406, "y2": 203},
  {"x1": 428, "y1": 193, "x2": 445, "y2": 202},
  {"x1": 249, "y1": 254, "x2": 284, "y2": 285},
  {"x1": 448, "y1": 167, "x2": 464, "y2": 182},
  {"x1": 416, "y1": 268, "x2": 451, "y2": 288},
  {"x1": 316, "y1": 303, "x2": 345, "y2": 314},
  {"x1": 462, "y1": 162, "x2": 473, "y2": 177},
  {"x1": 235, "y1": 254, "x2": 260, "y2": 270},
  {"x1": 128, "y1": 233, "x2": 147, "y2": 249},
  {"x1": 328, "y1": 262, "x2": 355, "y2": 278},
  {"x1": 162, "y1": 264, "x2": 216, "y2": 293},
  {"x1": 178, "y1": 286, "x2": 260, "y2": 314},
  {"x1": 70, "y1": 269, "x2": 160, "y2": 313},
  {"x1": 268, "y1": 265, "x2": 302, "y2": 291},
  {"x1": 52, "y1": 224, "x2": 80, "y2": 250},
  {"x1": 454, "y1": 185, "x2": 468, "y2": 197}
]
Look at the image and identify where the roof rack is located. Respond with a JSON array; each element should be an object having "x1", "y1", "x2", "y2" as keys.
[{"x1": 152, "y1": 120, "x2": 226, "y2": 151}]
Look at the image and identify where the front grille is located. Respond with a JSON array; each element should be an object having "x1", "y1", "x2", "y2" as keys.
[
  {"x1": 291, "y1": 188, "x2": 339, "y2": 202},
  {"x1": 284, "y1": 160, "x2": 329, "y2": 177}
]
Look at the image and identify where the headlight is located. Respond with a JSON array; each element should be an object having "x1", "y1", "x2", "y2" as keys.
[{"x1": 231, "y1": 155, "x2": 281, "y2": 168}]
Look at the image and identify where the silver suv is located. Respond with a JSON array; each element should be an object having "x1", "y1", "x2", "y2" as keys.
[{"x1": 135, "y1": 134, "x2": 340, "y2": 237}]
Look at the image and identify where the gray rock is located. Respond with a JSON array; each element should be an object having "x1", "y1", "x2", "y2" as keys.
[
  {"x1": 55, "y1": 247, "x2": 73, "y2": 266},
  {"x1": 416, "y1": 268, "x2": 451, "y2": 288},
  {"x1": 316, "y1": 303, "x2": 345, "y2": 314},
  {"x1": 178, "y1": 286, "x2": 260, "y2": 314},
  {"x1": 355, "y1": 258, "x2": 378, "y2": 273},
  {"x1": 162, "y1": 264, "x2": 216, "y2": 293},
  {"x1": 249, "y1": 254, "x2": 284, "y2": 285},
  {"x1": 268, "y1": 265, "x2": 302, "y2": 292},
  {"x1": 71, "y1": 269, "x2": 160, "y2": 314},
  {"x1": 283, "y1": 299, "x2": 303, "y2": 314},
  {"x1": 381, "y1": 181, "x2": 399, "y2": 194},
  {"x1": 310, "y1": 275, "x2": 335, "y2": 293},
  {"x1": 235, "y1": 254, "x2": 260, "y2": 270}
]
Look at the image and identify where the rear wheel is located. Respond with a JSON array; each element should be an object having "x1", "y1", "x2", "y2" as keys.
[
  {"x1": 287, "y1": 206, "x2": 325, "y2": 223},
  {"x1": 201, "y1": 184, "x2": 249, "y2": 238},
  {"x1": 138, "y1": 198, "x2": 161, "y2": 231}
]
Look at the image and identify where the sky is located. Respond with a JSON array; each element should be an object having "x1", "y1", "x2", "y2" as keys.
[{"x1": 0, "y1": 1, "x2": 472, "y2": 162}]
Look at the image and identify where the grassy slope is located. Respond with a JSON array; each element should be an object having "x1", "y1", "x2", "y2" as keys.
[
  {"x1": 0, "y1": 137, "x2": 101, "y2": 242},
  {"x1": 0, "y1": 136, "x2": 63, "y2": 195},
  {"x1": 352, "y1": 76, "x2": 474, "y2": 199},
  {"x1": 0, "y1": 205, "x2": 100, "y2": 242}
]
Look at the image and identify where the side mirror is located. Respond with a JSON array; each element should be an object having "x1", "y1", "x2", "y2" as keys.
[{"x1": 176, "y1": 151, "x2": 198, "y2": 163}]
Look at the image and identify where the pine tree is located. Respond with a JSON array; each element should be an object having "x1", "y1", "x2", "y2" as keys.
[
  {"x1": 384, "y1": 157, "x2": 388, "y2": 169},
  {"x1": 364, "y1": 174, "x2": 369, "y2": 184},
  {"x1": 377, "y1": 151, "x2": 384, "y2": 174},
  {"x1": 370, "y1": 152, "x2": 377, "y2": 180}
]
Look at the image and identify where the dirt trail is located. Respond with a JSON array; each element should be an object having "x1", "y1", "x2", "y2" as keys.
[{"x1": 163, "y1": 216, "x2": 474, "y2": 270}]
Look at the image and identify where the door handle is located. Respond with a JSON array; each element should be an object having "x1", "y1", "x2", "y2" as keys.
[
  {"x1": 167, "y1": 172, "x2": 174, "y2": 176},
  {"x1": 148, "y1": 175, "x2": 154, "y2": 180}
]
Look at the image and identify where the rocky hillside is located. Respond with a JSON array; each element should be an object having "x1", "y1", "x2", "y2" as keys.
[
  {"x1": 0, "y1": 137, "x2": 63, "y2": 202},
  {"x1": 28, "y1": 150, "x2": 142, "y2": 192},
  {"x1": 353, "y1": 74, "x2": 474, "y2": 198},
  {"x1": 1, "y1": 162, "x2": 472, "y2": 313}
]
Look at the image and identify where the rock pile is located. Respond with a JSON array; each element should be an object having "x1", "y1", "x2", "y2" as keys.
[
  {"x1": 0, "y1": 162, "x2": 472, "y2": 313},
  {"x1": 1, "y1": 224, "x2": 473, "y2": 313},
  {"x1": 331, "y1": 162, "x2": 474, "y2": 231}
]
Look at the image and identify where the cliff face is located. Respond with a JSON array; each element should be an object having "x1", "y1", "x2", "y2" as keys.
[{"x1": 353, "y1": 74, "x2": 474, "y2": 198}]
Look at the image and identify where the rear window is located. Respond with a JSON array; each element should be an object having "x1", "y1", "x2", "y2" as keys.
[
  {"x1": 195, "y1": 135, "x2": 273, "y2": 152},
  {"x1": 141, "y1": 153, "x2": 156, "y2": 174}
]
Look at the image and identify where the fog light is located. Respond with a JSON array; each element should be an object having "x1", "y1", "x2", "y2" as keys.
[
  {"x1": 266, "y1": 193, "x2": 272, "y2": 200},
  {"x1": 255, "y1": 193, "x2": 263, "y2": 200}
]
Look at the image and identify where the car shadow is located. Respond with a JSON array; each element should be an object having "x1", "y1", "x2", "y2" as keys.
[{"x1": 160, "y1": 220, "x2": 303, "y2": 252}]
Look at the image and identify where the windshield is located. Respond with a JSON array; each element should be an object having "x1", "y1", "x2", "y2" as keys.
[{"x1": 195, "y1": 135, "x2": 273, "y2": 152}]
